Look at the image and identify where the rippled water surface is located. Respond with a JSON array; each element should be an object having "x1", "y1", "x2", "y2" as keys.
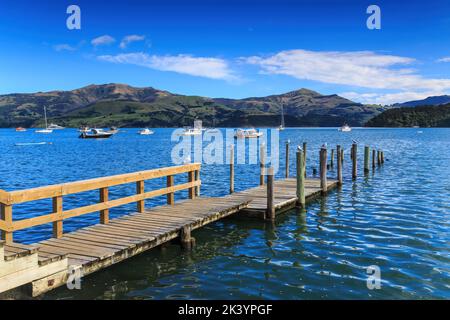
[{"x1": 0, "y1": 128, "x2": 449, "y2": 299}]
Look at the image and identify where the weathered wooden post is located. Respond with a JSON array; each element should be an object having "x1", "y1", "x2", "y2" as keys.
[
  {"x1": 296, "y1": 147, "x2": 305, "y2": 208},
  {"x1": 320, "y1": 146, "x2": 328, "y2": 194},
  {"x1": 337, "y1": 145, "x2": 343, "y2": 186},
  {"x1": 381, "y1": 151, "x2": 385, "y2": 164},
  {"x1": 188, "y1": 170, "x2": 195, "y2": 199},
  {"x1": 341, "y1": 148, "x2": 344, "y2": 163},
  {"x1": 285, "y1": 140, "x2": 290, "y2": 178},
  {"x1": 136, "y1": 180, "x2": 145, "y2": 213},
  {"x1": 230, "y1": 145, "x2": 234, "y2": 194},
  {"x1": 52, "y1": 196, "x2": 63, "y2": 239},
  {"x1": 364, "y1": 146, "x2": 370, "y2": 174},
  {"x1": 303, "y1": 142, "x2": 307, "y2": 177},
  {"x1": 372, "y1": 149, "x2": 376, "y2": 169},
  {"x1": 195, "y1": 169, "x2": 200, "y2": 197},
  {"x1": 331, "y1": 149, "x2": 335, "y2": 167},
  {"x1": 266, "y1": 167, "x2": 275, "y2": 221},
  {"x1": 167, "y1": 175, "x2": 174, "y2": 205},
  {"x1": 352, "y1": 143, "x2": 357, "y2": 180},
  {"x1": 377, "y1": 150, "x2": 381, "y2": 166},
  {"x1": 100, "y1": 187, "x2": 109, "y2": 224},
  {"x1": 180, "y1": 225, "x2": 195, "y2": 250},
  {"x1": 260, "y1": 143, "x2": 266, "y2": 186},
  {"x1": 0, "y1": 204, "x2": 12, "y2": 243}
]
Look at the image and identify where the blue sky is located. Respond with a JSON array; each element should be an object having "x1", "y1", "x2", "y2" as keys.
[{"x1": 1, "y1": 0, "x2": 450, "y2": 104}]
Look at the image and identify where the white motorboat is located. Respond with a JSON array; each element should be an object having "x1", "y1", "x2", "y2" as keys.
[
  {"x1": 48, "y1": 123, "x2": 65, "y2": 130},
  {"x1": 338, "y1": 124, "x2": 352, "y2": 132},
  {"x1": 35, "y1": 106, "x2": 53, "y2": 134},
  {"x1": 234, "y1": 128, "x2": 263, "y2": 139},
  {"x1": 179, "y1": 128, "x2": 202, "y2": 136},
  {"x1": 138, "y1": 128, "x2": 154, "y2": 135},
  {"x1": 79, "y1": 128, "x2": 114, "y2": 139}
]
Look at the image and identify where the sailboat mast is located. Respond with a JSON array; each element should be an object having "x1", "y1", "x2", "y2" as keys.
[
  {"x1": 281, "y1": 106, "x2": 285, "y2": 127},
  {"x1": 44, "y1": 106, "x2": 48, "y2": 129}
]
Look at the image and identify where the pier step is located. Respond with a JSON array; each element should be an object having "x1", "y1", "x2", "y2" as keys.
[{"x1": 0, "y1": 242, "x2": 68, "y2": 295}]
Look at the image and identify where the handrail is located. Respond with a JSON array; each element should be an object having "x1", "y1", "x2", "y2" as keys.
[{"x1": 0, "y1": 163, "x2": 201, "y2": 242}]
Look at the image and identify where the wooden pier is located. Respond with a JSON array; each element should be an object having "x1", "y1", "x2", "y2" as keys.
[{"x1": 0, "y1": 143, "x2": 384, "y2": 298}]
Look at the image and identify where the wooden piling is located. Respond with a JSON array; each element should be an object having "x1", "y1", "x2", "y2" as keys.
[
  {"x1": 266, "y1": 167, "x2": 275, "y2": 221},
  {"x1": 303, "y1": 142, "x2": 307, "y2": 178},
  {"x1": 296, "y1": 148, "x2": 305, "y2": 207},
  {"x1": 285, "y1": 140, "x2": 290, "y2": 178},
  {"x1": 372, "y1": 149, "x2": 376, "y2": 169},
  {"x1": 331, "y1": 149, "x2": 335, "y2": 167},
  {"x1": 230, "y1": 145, "x2": 234, "y2": 194},
  {"x1": 260, "y1": 143, "x2": 265, "y2": 186},
  {"x1": 352, "y1": 143, "x2": 357, "y2": 180},
  {"x1": 337, "y1": 145, "x2": 343, "y2": 186},
  {"x1": 377, "y1": 150, "x2": 381, "y2": 166},
  {"x1": 180, "y1": 225, "x2": 195, "y2": 250},
  {"x1": 341, "y1": 148, "x2": 344, "y2": 163},
  {"x1": 381, "y1": 151, "x2": 385, "y2": 164},
  {"x1": 320, "y1": 147, "x2": 328, "y2": 195},
  {"x1": 364, "y1": 146, "x2": 370, "y2": 174}
]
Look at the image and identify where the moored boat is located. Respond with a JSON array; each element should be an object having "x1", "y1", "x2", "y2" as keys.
[
  {"x1": 48, "y1": 123, "x2": 65, "y2": 130},
  {"x1": 79, "y1": 128, "x2": 114, "y2": 139},
  {"x1": 138, "y1": 128, "x2": 154, "y2": 135},
  {"x1": 234, "y1": 128, "x2": 263, "y2": 139},
  {"x1": 338, "y1": 124, "x2": 352, "y2": 132},
  {"x1": 15, "y1": 127, "x2": 27, "y2": 132},
  {"x1": 35, "y1": 106, "x2": 53, "y2": 134}
]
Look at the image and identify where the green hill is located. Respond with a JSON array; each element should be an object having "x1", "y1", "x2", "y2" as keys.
[
  {"x1": 365, "y1": 104, "x2": 450, "y2": 127},
  {"x1": 0, "y1": 83, "x2": 384, "y2": 128}
]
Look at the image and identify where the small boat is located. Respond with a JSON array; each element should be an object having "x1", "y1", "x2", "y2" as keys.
[
  {"x1": 15, "y1": 127, "x2": 27, "y2": 132},
  {"x1": 48, "y1": 123, "x2": 65, "y2": 130},
  {"x1": 138, "y1": 128, "x2": 154, "y2": 135},
  {"x1": 338, "y1": 124, "x2": 352, "y2": 132},
  {"x1": 107, "y1": 126, "x2": 119, "y2": 134},
  {"x1": 35, "y1": 107, "x2": 53, "y2": 134},
  {"x1": 178, "y1": 128, "x2": 202, "y2": 136},
  {"x1": 79, "y1": 128, "x2": 114, "y2": 139},
  {"x1": 234, "y1": 128, "x2": 263, "y2": 139}
]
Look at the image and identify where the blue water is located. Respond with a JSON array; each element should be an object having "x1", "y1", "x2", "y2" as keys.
[{"x1": 0, "y1": 128, "x2": 449, "y2": 299}]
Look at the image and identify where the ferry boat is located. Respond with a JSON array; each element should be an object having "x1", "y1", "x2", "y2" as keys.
[
  {"x1": 15, "y1": 127, "x2": 27, "y2": 132},
  {"x1": 79, "y1": 128, "x2": 114, "y2": 139},
  {"x1": 234, "y1": 128, "x2": 263, "y2": 139},
  {"x1": 138, "y1": 128, "x2": 154, "y2": 135},
  {"x1": 338, "y1": 124, "x2": 352, "y2": 132}
]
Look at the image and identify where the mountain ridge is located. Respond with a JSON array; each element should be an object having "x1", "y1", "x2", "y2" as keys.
[{"x1": 0, "y1": 83, "x2": 384, "y2": 127}]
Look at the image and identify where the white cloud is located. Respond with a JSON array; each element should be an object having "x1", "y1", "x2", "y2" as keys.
[
  {"x1": 120, "y1": 35, "x2": 145, "y2": 49},
  {"x1": 245, "y1": 49, "x2": 450, "y2": 91},
  {"x1": 340, "y1": 91, "x2": 447, "y2": 105},
  {"x1": 437, "y1": 57, "x2": 450, "y2": 63},
  {"x1": 98, "y1": 52, "x2": 238, "y2": 81},
  {"x1": 53, "y1": 44, "x2": 76, "y2": 52},
  {"x1": 91, "y1": 35, "x2": 116, "y2": 47}
]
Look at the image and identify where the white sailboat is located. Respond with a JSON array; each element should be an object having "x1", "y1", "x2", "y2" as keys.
[
  {"x1": 35, "y1": 107, "x2": 53, "y2": 134},
  {"x1": 138, "y1": 128, "x2": 154, "y2": 135},
  {"x1": 278, "y1": 106, "x2": 285, "y2": 131}
]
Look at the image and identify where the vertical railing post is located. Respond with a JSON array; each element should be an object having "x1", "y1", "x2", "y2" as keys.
[
  {"x1": 1, "y1": 204, "x2": 13, "y2": 243},
  {"x1": 195, "y1": 170, "x2": 200, "y2": 197},
  {"x1": 337, "y1": 145, "x2": 343, "y2": 186},
  {"x1": 167, "y1": 175, "x2": 174, "y2": 205},
  {"x1": 230, "y1": 145, "x2": 234, "y2": 194},
  {"x1": 52, "y1": 196, "x2": 63, "y2": 239},
  {"x1": 266, "y1": 167, "x2": 275, "y2": 221},
  {"x1": 100, "y1": 187, "x2": 109, "y2": 224},
  {"x1": 260, "y1": 143, "x2": 266, "y2": 186},
  {"x1": 364, "y1": 146, "x2": 370, "y2": 174},
  {"x1": 285, "y1": 140, "x2": 290, "y2": 178},
  {"x1": 136, "y1": 181, "x2": 145, "y2": 213},
  {"x1": 352, "y1": 143, "x2": 357, "y2": 180},
  {"x1": 320, "y1": 146, "x2": 328, "y2": 194},
  {"x1": 188, "y1": 170, "x2": 195, "y2": 199},
  {"x1": 296, "y1": 148, "x2": 305, "y2": 208}
]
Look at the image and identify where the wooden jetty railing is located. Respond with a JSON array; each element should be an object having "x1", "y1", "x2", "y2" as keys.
[{"x1": 0, "y1": 163, "x2": 201, "y2": 243}]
